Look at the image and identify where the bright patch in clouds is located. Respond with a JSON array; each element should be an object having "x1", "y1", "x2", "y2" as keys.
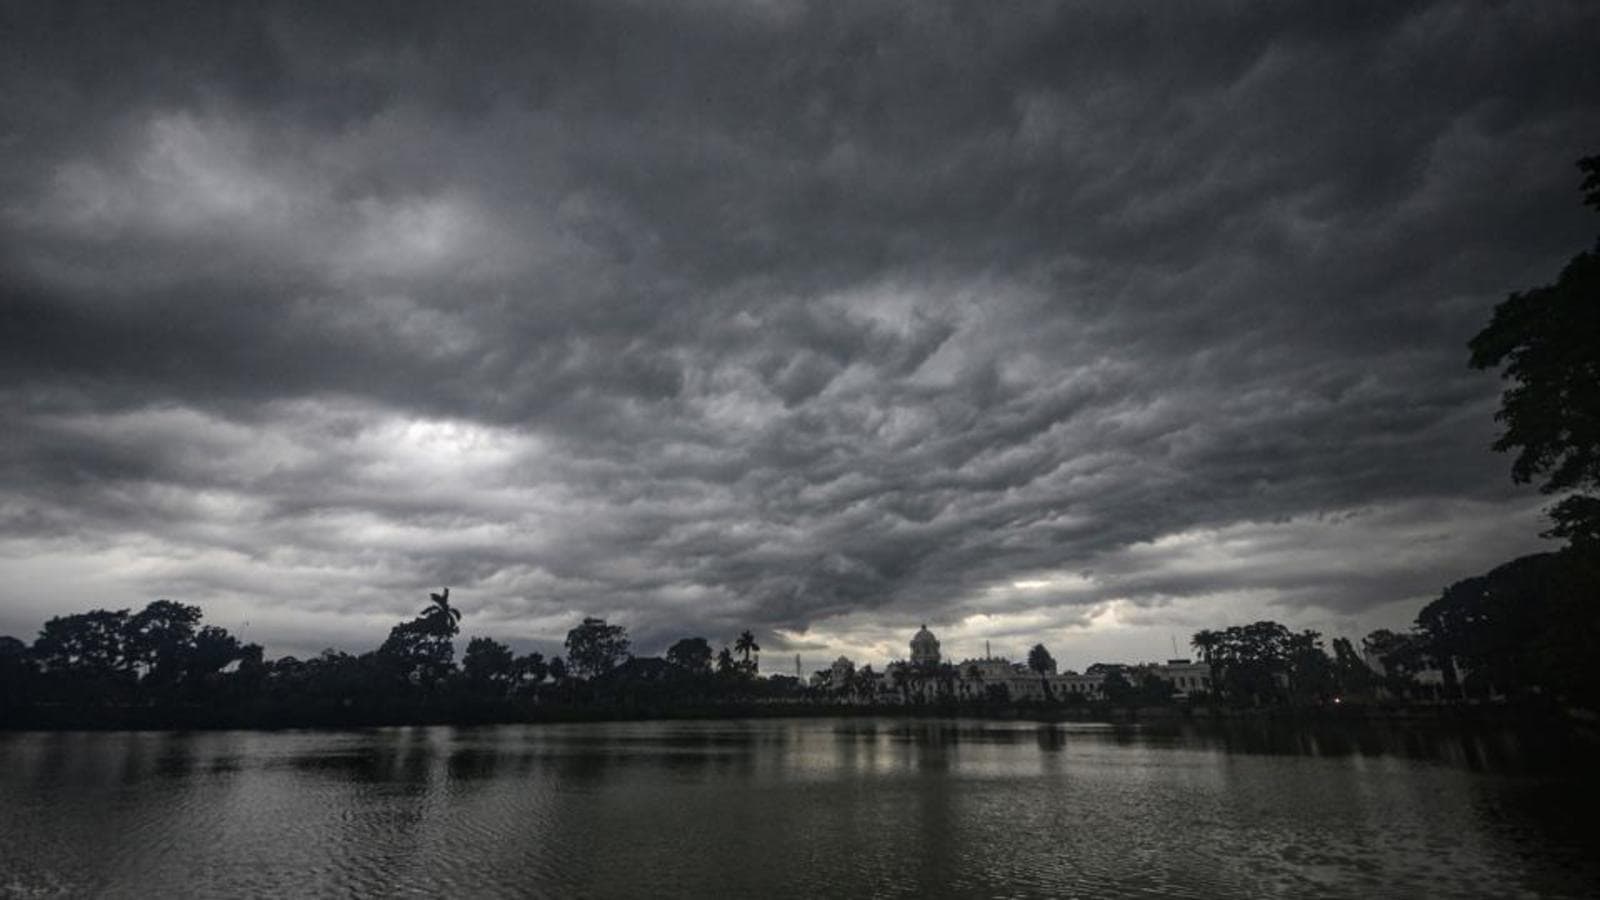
[{"x1": 0, "y1": 2, "x2": 1593, "y2": 664}]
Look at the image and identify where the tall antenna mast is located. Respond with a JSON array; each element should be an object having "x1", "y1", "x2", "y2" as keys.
[
  {"x1": 1171, "y1": 634, "x2": 1179, "y2": 659},
  {"x1": 985, "y1": 639, "x2": 991, "y2": 660},
  {"x1": 795, "y1": 653, "x2": 801, "y2": 679}
]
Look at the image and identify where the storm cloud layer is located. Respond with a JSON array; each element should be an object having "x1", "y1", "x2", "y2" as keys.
[{"x1": 2, "y1": 1, "x2": 1597, "y2": 665}]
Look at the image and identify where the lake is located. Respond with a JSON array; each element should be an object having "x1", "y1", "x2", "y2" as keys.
[{"x1": 1, "y1": 718, "x2": 1596, "y2": 898}]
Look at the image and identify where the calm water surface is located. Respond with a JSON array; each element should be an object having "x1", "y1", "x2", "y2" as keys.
[{"x1": 1, "y1": 718, "x2": 1597, "y2": 898}]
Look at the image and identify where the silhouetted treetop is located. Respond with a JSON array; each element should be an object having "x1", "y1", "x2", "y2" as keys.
[
  {"x1": 464, "y1": 636, "x2": 515, "y2": 691},
  {"x1": 564, "y1": 617, "x2": 630, "y2": 679},
  {"x1": 1027, "y1": 643, "x2": 1056, "y2": 675},
  {"x1": 418, "y1": 588, "x2": 462, "y2": 637},
  {"x1": 1470, "y1": 153, "x2": 1600, "y2": 545},
  {"x1": 666, "y1": 637, "x2": 713, "y2": 674}
]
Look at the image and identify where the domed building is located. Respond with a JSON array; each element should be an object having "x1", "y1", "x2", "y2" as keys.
[{"x1": 910, "y1": 624, "x2": 941, "y2": 668}]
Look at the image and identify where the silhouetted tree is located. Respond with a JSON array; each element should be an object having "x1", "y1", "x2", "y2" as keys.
[
  {"x1": 547, "y1": 656, "x2": 568, "y2": 681},
  {"x1": 1330, "y1": 637, "x2": 1372, "y2": 699},
  {"x1": 378, "y1": 590, "x2": 463, "y2": 687},
  {"x1": 1100, "y1": 669, "x2": 1133, "y2": 704},
  {"x1": 418, "y1": 588, "x2": 462, "y2": 637},
  {"x1": 1191, "y1": 629, "x2": 1224, "y2": 699},
  {"x1": 715, "y1": 646, "x2": 736, "y2": 675},
  {"x1": 512, "y1": 651, "x2": 548, "y2": 693},
  {"x1": 1286, "y1": 630, "x2": 1336, "y2": 704},
  {"x1": 1135, "y1": 671, "x2": 1175, "y2": 705},
  {"x1": 765, "y1": 674, "x2": 801, "y2": 695},
  {"x1": 564, "y1": 618, "x2": 631, "y2": 679},
  {"x1": 0, "y1": 635, "x2": 31, "y2": 711},
  {"x1": 1193, "y1": 621, "x2": 1298, "y2": 706},
  {"x1": 1363, "y1": 629, "x2": 1427, "y2": 698},
  {"x1": 1026, "y1": 643, "x2": 1056, "y2": 675},
  {"x1": 125, "y1": 600, "x2": 204, "y2": 685},
  {"x1": 378, "y1": 620, "x2": 455, "y2": 686},
  {"x1": 188, "y1": 625, "x2": 257, "y2": 680},
  {"x1": 666, "y1": 637, "x2": 713, "y2": 675},
  {"x1": 1414, "y1": 551, "x2": 1599, "y2": 701},
  {"x1": 463, "y1": 637, "x2": 515, "y2": 693},
  {"x1": 734, "y1": 630, "x2": 760, "y2": 674},
  {"x1": 1469, "y1": 154, "x2": 1600, "y2": 546},
  {"x1": 32, "y1": 609, "x2": 133, "y2": 679}
]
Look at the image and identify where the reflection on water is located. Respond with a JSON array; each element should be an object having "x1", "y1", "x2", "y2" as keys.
[{"x1": 1, "y1": 719, "x2": 1596, "y2": 898}]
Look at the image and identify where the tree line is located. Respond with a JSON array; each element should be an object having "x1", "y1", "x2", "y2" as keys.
[
  {"x1": 1194, "y1": 155, "x2": 1600, "y2": 711},
  {"x1": 0, "y1": 589, "x2": 804, "y2": 729}
]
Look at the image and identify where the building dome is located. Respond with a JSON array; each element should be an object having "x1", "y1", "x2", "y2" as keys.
[{"x1": 910, "y1": 624, "x2": 941, "y2": 667}]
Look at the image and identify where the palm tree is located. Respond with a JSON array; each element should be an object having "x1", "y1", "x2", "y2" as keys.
[
  {"x1": 1191, "y1": 629, "x2": 1222, "y2": 700},
  {"x1": 734, "y1": 630, "x2": 760, "y2": 673},
  {"x1": 418, "y1": 588, "x2": 461, "y2": 637}
]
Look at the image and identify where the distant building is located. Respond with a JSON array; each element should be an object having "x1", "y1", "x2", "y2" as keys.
[
  {"x1": 910, "y1": 625, "x2": 941, "y2": 667},
  {"x1": 825, "y1": 626, "x2": 1212, "y2": 705},
  {"x1": 956, "y1": 656, "x2": 1043, "y2": 701},
  {"x1": 1045, "y1": 671, "x2": 1106, "y2": 700},
  {"x1": 1148, "y1": 659, "x2": 1212, "y2": 698},
  {"x1": 1082, "y1": 659, "x2": 1213, "y2": 699},
  {"x1": 962, "y1": 657, "x2": 1018, "y2": 682}
]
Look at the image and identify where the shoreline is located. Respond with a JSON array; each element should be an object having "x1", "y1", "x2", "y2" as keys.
[{"x1": 3, "y1": 699, "x2": 1589, "y2": 735}]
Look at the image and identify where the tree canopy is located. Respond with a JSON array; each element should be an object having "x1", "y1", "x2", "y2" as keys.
[
  {"x1": 666, "y1": 637, "x2": 713, "y2": 674},
  {"x1": 1469, "y1": 154, "x2": 1600, "y2": 545},
  {"x1": 1026, "y1": 643, "x2": 1056, "y2": 675},
  {"x1": 564, "y1": 617, "x2": 631, "y2": 679},
  {"x1": 1414, "y1": 550, "x2": 1599, "y2": 700}
]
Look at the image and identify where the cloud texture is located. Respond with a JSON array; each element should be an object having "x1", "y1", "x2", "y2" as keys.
[{"x1": 2, "y1": 1, "x2": 1597, "y2": 665}]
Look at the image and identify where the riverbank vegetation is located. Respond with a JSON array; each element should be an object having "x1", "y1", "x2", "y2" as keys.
[{"x1": 0, "y1": 568, "x2": 1592, "y2": 731}]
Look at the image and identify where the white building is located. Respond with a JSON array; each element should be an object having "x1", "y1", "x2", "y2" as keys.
[
  {"x1": 1148, "y1": 659, "x2": 1213, "y2": 699},
  {"x1": 844, "y1": 627, "x2": 1213, "y2": 704},
  {"x1": 1045, "y1": 671, "x2": 1106, "y2": 700},
  {"x1": 948, "y1": 656, "x2": 1039, "y2": 700}
]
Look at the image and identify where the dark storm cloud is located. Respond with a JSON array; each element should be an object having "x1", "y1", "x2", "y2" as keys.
[{"x1": 1, "y1": 1, "x2": 1596, "y2": 658}]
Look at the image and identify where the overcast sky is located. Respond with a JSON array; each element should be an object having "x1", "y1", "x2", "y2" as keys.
[{"x1": 2, "y1": 1, "x2": 1597, "y2": 671}]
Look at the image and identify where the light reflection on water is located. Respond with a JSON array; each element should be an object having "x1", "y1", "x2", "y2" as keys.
[{"x1": 1, "y1": 719, "x2": 1596, "y2": 898}]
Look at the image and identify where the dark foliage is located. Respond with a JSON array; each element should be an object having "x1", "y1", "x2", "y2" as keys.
[
  {"x1": 666, "y1": 637, "x2": 714, "y2": 674},
  {"x1": 1415, "y1": 549, "x2": 1599, "y2": 701},
  {"x1": 1469, "y1": 155, "x2": 1600, "y2": 546},
  {"x1": 1026, "y1": 643, "x2": 1056, "y2": 675},
  {"x1": 1190, "y1": 623, "x2": 1345, "y2": 707},
  {"x1": 564, "y1": 617, "x2": 631, "y2": 679}
]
